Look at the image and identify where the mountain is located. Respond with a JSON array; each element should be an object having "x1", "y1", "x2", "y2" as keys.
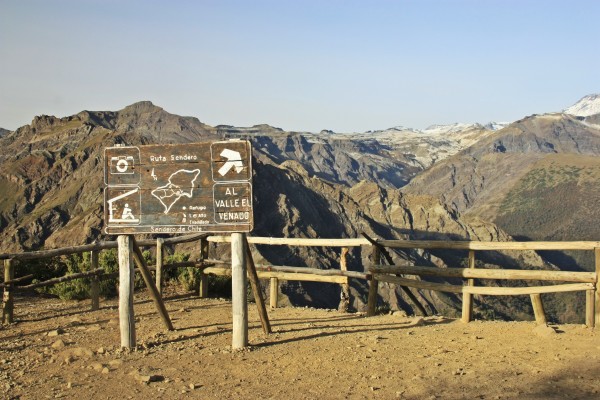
[
  {"x1": 563, "y1": 94, "x2": 600, "y2": 117},
  {"x1": 402, "y1": 109, "x2": 600, "y2": 273},
  {"x1": 0, "y1": 128, "x2": 10, "y2": 138},
  {"x1": 341, "y1": 123, "x2": 501, "y2": 169},
  {"x1": 0, "y1": 101, "x2": 551, "y2": 320}
]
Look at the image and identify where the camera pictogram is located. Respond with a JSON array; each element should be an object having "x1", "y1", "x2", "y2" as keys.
[{"x1": 110, "y1": 156, "x2": 135, "y2": 174}]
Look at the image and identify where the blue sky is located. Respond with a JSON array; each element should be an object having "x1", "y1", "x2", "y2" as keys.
[{"x1": 1, "y1": 0, "x2": 599, "y2": 132}]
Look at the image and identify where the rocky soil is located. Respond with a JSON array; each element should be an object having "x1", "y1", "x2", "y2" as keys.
[{"x1": 1, "y1": 289, "x2": 599, "y2": 400}]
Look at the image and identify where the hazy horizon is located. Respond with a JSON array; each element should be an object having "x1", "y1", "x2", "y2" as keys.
[{"x1": 1, "y1": 0, "x2": 599, "y2": 132}]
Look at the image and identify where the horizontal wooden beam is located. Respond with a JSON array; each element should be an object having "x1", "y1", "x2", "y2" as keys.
[
  {"x1": 18, "y1": 268, "x2": 104, "y2": 290},
  {"x1": 377, "y1": 240, "x2": 600, "y2": 251},
  {"x1": 463, "y1": 282, "x2": 594, "y2": 296},
  {"x1": 0, "y1": 233, "x2": 209, "y2": 261},
  {"x1": 371, "y1": 265, "x2": 597, "y2": 283},
  {"x1": 207, "y1": 236, "x2": 369, "y2": 247},
  {"x1": 204, "y1": 263, "x2": 366, "y2": 279},
  {"x1": 203, "y1": 266, "x2": 350, "y2": 284},
  {"x1": 374, "y1": 274, "x2": 594, "y2": 296},
  {"x1": 375, "y1": 274, "x2": 463, "y2": 293},
  {"x1": 0, "y1": 274, "x2": 34, "y2": 288},
  {"x1": 254, "y1": 264, "x2": 367, "y2": 279}
]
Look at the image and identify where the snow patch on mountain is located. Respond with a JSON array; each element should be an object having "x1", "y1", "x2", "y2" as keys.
[{"x1": 563, "y1": 94, "x2": 600, "y2": 117}]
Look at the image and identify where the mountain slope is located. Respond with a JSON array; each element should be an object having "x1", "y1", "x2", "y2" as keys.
[{"x1": 402, "y1": 111, "x2": 600, "y2": 273}]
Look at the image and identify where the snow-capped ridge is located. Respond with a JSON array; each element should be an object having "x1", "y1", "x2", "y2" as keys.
[{"x1": 563, "y1": 94, "x2": 600, "y2": 117}]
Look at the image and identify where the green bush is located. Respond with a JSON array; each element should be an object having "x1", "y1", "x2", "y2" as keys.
[{"x1": 47, "y1": 253, "x2": 90, "y2": 300}]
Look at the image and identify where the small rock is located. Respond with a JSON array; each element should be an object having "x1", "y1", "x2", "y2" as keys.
[
  {"x1": 90, "y1": 362, "x2": 104, "y2": 372},
  {"x1": 66, "y1": 382, "x2": 73, "y2": 389},
  {"x1": 134, "y1": 373, "x2": 163, "y2": 384},
  {"x1": 108, "y1": 359, "x2": 123, "y2": 368},
  {"x1": 97, "y1": 347, "x2": 105, "y2": 355},
  {"x1": 411, "y1": 317, "x2": 426, "y2": 327},
  {"x1": 107, "y1": 318, "x2": 119, "y2": 326},
  {"x1": 68, "y1": 317, "x2": 83, "y2": 326},
  {"x1": 73, "y1": 347, "x2": 94, "y2": 359},
  {"x1": 533, "y1": 324, "x2": 557, "y2": 338},
  {"x1": 51, "y1": 339, "x2": 66, "y2": 350},
  {"x1": 86, "y1": 325, "x2": 101, "y2": 332},
  {"x1": 47, "y1": 329, "x2": 65, "y2": 337},
  {"x1": 101, "y1": 367, "x2": 110, "y2": 374},
  {"x1": 189, "y1": 383, "x2": 201, "y2": 390}
]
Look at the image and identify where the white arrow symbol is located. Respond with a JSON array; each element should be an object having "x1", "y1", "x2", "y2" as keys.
[{"x1": 218, "y1": 149, "x2": 244, "y2": 176}]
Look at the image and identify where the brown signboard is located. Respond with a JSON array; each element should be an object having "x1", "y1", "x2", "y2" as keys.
[{"x1": 103, "y1": 140, "x2": 253, "y2": 234}]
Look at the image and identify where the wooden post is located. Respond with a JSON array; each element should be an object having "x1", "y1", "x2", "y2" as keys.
[
  {"x1": 530, "y1": 294, "x2": 547, "y2": 325},
  {"x1": 269, "y1": 277, "x2": 279, "y2": 309},
  {"x1": 586, "y1": 289, "x2": 595, "y2": 328},
  {"x1": 118, "y1": 235, "x2": 136, "y2": 349},
  {"x1": 338, "y1": 247, "x2": 350, "y2": 312},
  {"x1": 461, "y1": 250, "x2": 475, "y2": 323},
  {"x1": 231, "y1": 233, "x2": 248, "y2": 349},
  {"x1": 367, "y1": 245, "x2": 381, "y2": 317},
  {"x1": 131, "y1": 239, "x2": 174, "y2": 331},
  {"x1": 2, "y1": 259, "x2": 15, "y2": 324},
  {"x1": 90, "y1": 251, "x2": 100, "y2": 311},
  {"x1": 595, "y1": 248, "x2": 600, "y2": 326},
  {"x1": 362, "y1": 232, "x2": 428, "y2": 316},
  {"x1": 199, "y1": 237, "x2": 209, "y2": 298},
  {"x1": 155, "y1": 238, "x2": 164, "y2": 296},
  {"x1": 244, "y1": 239, "x2": 271, "y2": 334}
]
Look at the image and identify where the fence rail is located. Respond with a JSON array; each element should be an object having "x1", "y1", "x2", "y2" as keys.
[{"x1": 2, "y1": 236, "x2": 599, "y2": 329}]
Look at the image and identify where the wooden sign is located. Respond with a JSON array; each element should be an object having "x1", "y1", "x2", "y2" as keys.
[{"x1": 103, "y1": 140, "x2": 253, "y2": 234}]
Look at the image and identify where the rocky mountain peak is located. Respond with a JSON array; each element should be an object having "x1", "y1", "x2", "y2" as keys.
[{"x1": 118, "y1": 100, "x2": 163, "y2": 116}]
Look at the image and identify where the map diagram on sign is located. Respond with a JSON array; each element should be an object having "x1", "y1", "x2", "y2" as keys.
[{"x1": 151, "y1": 169, "x2": 201, "y2": 214}]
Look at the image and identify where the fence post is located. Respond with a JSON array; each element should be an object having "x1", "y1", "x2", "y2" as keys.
[
  {"x1": 118, "y1": 235, "x2": 136, "y2": 349},
  {"x1": 595, "y1": 247, "x2": 600, "y2": 326},
  {"x1": 461, "y1": 250, "x2": 476, "y2": 323},
  {"x1": 2, "y1": 259, "x2": 15, "y2": 324},
  {"x1": 339, "y1": 247, "x2": 350, "y2": 312},
  {"x1": 530, "y1": 294, "x2": 547, "y2": 325},
  {"x1": 367, "y1": 245, "x2": 381, "y2": 316},
  {"x1": 269, "y1": 277, "x2": 279, "y2": 308},
  {"x1": 586, "y1": 289, "x2": 595, "y2": 328},
  {"x1": 244, "y1": 238, "x2": 271, "y2": 334},
  {"x1": 90, "y1": 251, "x2": 100, "y2": 311},
  {"x1": 231, "y1": 233, "x2": 248, "y2": 349},
  {"x1": 156, "y1": 238, "x2": 164, "y2": 296},
  {"x1": 199, "y1": 237, "x2": 209, "y2": 298}
]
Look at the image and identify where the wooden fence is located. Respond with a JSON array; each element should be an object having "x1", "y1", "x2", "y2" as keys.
[
  {"x1": 2, "y1": 236, "x2": 599, "y2": 329},
  {"x1": 367, "y1": 240, "x2": 600, "y2": 328}
]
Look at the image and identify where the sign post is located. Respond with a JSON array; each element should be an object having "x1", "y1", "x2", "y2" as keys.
[
  {"x1": 231, "y1": 233, "x2": 248, "y2": 349},
  {"x1": 118, "y1": 235, "x2": 136, "y2": 349},
  {"x1": 104, "y1": 140, "x2": 255, "y2": 349}
]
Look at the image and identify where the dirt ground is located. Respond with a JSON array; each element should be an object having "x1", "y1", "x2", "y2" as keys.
[{"x1": 1, "y1": 289, "x2": 599, "y2": 400}]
